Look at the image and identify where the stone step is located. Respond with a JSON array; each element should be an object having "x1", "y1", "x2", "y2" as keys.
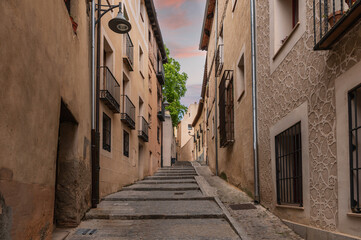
[
  {"x1": 137, "y1": 179, "x2": 197, "y2": 184},
  {"x1": 66, "y1": 219, "x2": 240, "y2": 240},
  {"x1": 154, "y1": 172, "x2": 197, "y2": 175},
  {"x1": 103, "y1": 190, "x2": 208, "y2": 201},
  {"x1": 155, "y1": 171, "x2": 197, "y2": 175},
  {"x1": 122, "y1": 183, "x2": 199, "y2": 191},
  {"x1": 145, "y1": 175, "x2": 195, "y2": 180},
  {"x1": 85, "y1": 200, "x2": 224, "y2": 220}
]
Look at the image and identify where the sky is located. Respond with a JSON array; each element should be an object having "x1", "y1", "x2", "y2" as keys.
[{"x1": 153, "y1": 0, "x2": 206, "y2": 107}]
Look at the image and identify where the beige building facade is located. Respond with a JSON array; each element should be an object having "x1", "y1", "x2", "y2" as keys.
[
  {"x1": 0, "y1": 1, "x2": 92, "y2": 239},
  {"x1": 97, "y1": 0, "x2": 167, "y2": 199},
  {"x1": 176, "y1": 103, "x2": 198, "y2": 161},
  {"x1": 256, "y1": 0, "x2": 361, "y2": 238},
  {"x1": 199, "y1": 0, "x2": 255, "y2": 196},
  {"x1": 0, "y1": 0, "x2": 166, "y2": 239}
]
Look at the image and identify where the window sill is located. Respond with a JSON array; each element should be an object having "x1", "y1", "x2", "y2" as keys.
[
  {"x1": 276, "y1": 204, "x2": 304, "y2": 210},
  {"x1": 347, "y1": 212, "x2": 361, "y2": 218},
  {"x1": 273, "y1": 22, "x2": 300, "y2": 61}
]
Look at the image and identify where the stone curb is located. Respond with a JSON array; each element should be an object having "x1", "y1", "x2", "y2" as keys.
[{"x1": 192, "y1": 162, "x2": 250, "y2": 240}]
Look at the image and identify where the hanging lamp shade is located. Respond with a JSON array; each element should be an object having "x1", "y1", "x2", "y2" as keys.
[{"x1": 108, "y1": 11, "x2": 131, "y2": 34}]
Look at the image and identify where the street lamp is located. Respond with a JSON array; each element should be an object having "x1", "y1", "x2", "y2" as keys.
[{"x1": 91, "y1": 1, "x2": 132, "y2": 208}]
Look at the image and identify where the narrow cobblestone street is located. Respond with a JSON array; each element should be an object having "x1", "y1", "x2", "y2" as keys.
[{"x1": 57, "y1": 162, "x2": 302, "y2": 240}]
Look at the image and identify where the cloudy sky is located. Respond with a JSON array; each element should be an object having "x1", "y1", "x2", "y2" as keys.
[{"x1": 153, "y1": 0, "x2": 206, "y2": 107}]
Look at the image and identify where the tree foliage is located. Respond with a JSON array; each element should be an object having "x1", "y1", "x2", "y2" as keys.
[{"x1": 163, "y1": 47, "x2": 188, "y2": 126}]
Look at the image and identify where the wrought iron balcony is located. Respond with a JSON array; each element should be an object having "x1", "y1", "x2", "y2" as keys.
[
  {"x1": 215, "y1": 43, "x2": 224, "y2": 77},
  {"x1": 138, "y1": 116, "x2": 149, "y2": 142},
  {"x1": 313, "y1": 0, "x2": 361, "y2": 50},
  {"x1": 100, "y1": 66, "x2": 120, "y2": 113},
  {"x1": 157, "y1": 103, "x2": 165, "y2": 122},
  {"x1": 123, "y1": 33, "x2": 134, "y2": 71},
  {"x1": 156, "y1": 63, "x2": 165, "y2": 85},
  {"x1": 121, "y1": 95, "x2": 136, "y2": 129}
]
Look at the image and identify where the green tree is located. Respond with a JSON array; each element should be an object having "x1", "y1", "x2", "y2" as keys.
[{"x1": 163, "y1": 47, "x2": 188, "y2": 126}]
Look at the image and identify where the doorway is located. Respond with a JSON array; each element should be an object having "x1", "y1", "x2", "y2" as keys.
[{"x1": 54, "y1": 101, "x2": 78, "y2": 228}]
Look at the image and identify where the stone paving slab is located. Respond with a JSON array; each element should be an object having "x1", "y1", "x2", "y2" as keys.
[
  {"x1": 154, "y1": 172, "x2": 198, "y2": 176},
  {"x1": 138, "y1": 178, "x2": 197, "y2": 184},
  {"x1": 66, "y1": 219, "x2": 240, "y2": 240},
  {"x1": 193, "y1": 163, "x2": 303, "y2": 240},
  {"x1": 145, "y1": 175, "x2": 195, "y2": 180},
  {"x1": 85, "y1": 200, "x2": 224, "y2": 219},
  {"x1": 103, "y1": 190, "x2": 205, "y2": 200},
  {"x1": 122, "y1": 183, "x2": 199, "y2": 191}
]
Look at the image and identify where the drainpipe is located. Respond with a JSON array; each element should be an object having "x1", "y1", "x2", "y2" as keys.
[
  {"x1": 214, "y1": 0, "x2": 219, "y2": 176},
  {"x1": 91, "y1": 0, "x2": 101, "y2": 208},
  {"x1": 250, "y1": 0, "x2": 260, "y2": 204}
]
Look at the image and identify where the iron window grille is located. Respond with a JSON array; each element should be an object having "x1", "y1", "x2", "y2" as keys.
[
  {"x1": 123, "y1": 130, "x2": 129, "y2": 157},
  {"x1": 102, "y1": 113, "x2": 111, "y2": 152},
  {"x1": 138, "y1": 116, "x2": 149, "y2": 142},
  {"x1": 219, "y1": 70, "x2": 234, "y2": 148},
  {"x1": 275, "y1": 122, "x2": 303, "y2": 206},
  {"x1": 348, "y1": 85, "x2": 361, "y2": 213},
  {"x1": 313, "y1": 0, "x2": 361, "y2": 50}
]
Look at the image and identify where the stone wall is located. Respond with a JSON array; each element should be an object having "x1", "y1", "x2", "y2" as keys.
[{"x1": 256, "y1": 0, "x2": 361, "y2": 233}]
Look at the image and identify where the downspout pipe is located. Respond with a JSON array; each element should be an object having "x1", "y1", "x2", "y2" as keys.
[
  {"x1": 91, "y1": 0, "x2": 101, "y2": 208},
  {"x1": 250, "y1": 0, "x2": 260, "y2": 203},
  {"x1": 214, "y1": 0, "x2": 219, "y2": 176}
]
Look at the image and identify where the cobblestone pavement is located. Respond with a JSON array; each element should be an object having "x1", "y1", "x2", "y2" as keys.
[
  {"x1": 193, "y1": 162, "x2": 303, "y2": 240},
  {"x1": 63, "y1": 161, "x2": 242, "y2": 240}
]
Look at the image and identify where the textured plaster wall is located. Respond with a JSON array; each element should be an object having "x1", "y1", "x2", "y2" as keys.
[
  {"x1": 0, "y1": 0, "x2": 92, "y2": 239},
  {"x1": 256, "y1": 0, "x2": 361, "y2": 234}
]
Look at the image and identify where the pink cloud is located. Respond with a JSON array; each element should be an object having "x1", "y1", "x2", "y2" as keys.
[
  {"x1": 173, "y1": 46, "x2": 206, "y2": 59},
  {"x1": 155, "y1": 0, "x2": 187, "y2": 9},
  {"x1": 160, "y1": 10, "x2": 192, "y2": 30}
]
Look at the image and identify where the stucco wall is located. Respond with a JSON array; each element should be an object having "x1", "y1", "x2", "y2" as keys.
[
  {"x1": 163, "y1": 113, "x2": 173, "y2": 166},
  {"x1": 203, "y1": 0, "x2": 255, "y2": 196},
  {"x1": 0, "y1": 0, "x2": 92, "y2": 239},
  {"x1": 256, "y1": 0, "x2": 361, "y2": 236}
]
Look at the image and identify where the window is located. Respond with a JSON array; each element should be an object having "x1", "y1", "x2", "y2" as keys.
[
  {"x1": 348, "y1": 86, "x2": 361, "y2": 213},
  {"x1": 188, "y1": 124, "x2": 192, "y2": 130},
  {"x1": 139, "y1": 46, "x2": 144, "y2": 78},
  {"x1": 103, "y1": 113, "x2": 111, "y2": 152},
  {"x1": 275, "y1": 122, "x2": 302, "y2": 206},
  {"x1": 219, "y1": 70, "x2": 234, "y2": 147},
  {"x1": 149, "y1": 30, "x2": 152, "y2": 42},
  {"x1": 123, "y1": 130, "x2": 129, "y2": 157},
  {"x1": 157, "y1": 127, "x2": 160, "y2": 143},
  {"x1": 236, "y1": 53, "x2": 245, "y2": 101},
  {"x1": 274, "y1": 0, "x2": 299, "y2": 51}
]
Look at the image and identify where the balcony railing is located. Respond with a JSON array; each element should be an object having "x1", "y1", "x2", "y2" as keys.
[
  {"x1": 157, "y1": 103, "x2": 165, "y2": 122},
  {"x1": 100, "y1": 66, "x2": 120, "y2": 113},
  {"x1": 156, "y1": 63, "x2": 165, "y2": 85},
  {"x1": 121, "y1": 95, "x2": 135, "y2": 129},
  {"x1": 138, "y1": 116, "x2": 149, "y2": 142},
  {"x1": 313, "y1": 0, "x2": 361, "y2": 50},
  {"x1": 123, "y1": 33, "x2": 134, "y2": 71},
  {"x1": 215, "y1": 44, "x2": 224, "y2": 77}
]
